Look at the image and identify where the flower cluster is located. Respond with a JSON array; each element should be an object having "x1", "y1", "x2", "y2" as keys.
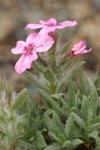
[
  {"x1": 11, "y1": 33, "x2": 54, "y2": 74},
  {"x1": 11, "y1": 18, "x2": 91, "y2": 74}
]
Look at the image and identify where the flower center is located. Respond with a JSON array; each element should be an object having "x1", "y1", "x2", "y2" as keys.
[
  {"x1": 24, "y1": 44, "x2": 34, "y2": 55},
  {"x1": 47, "y1": 23, "x2": 55, "y2": 27}
]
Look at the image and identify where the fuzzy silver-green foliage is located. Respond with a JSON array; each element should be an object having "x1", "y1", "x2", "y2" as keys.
[
  {"x1": 0, "y1": 64, "x2": 100, "y2": 150},
  {"x1": 1, "y1": 40, "x2": 100, "y2": 150},
  {"x1": 0, "y1": 79, "x2": 27, "y2": 149},
  {"x1": 22, "y1": 60, "x2": 100, "y2": 150}
]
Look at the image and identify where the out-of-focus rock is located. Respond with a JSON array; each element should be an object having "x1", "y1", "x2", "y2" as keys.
[
  {"x1": 0, "y1": 15, "x2": 15, "y2": 41},
  {"x1": 78, "y1": 13, "x2": 100, "y2": 72}
]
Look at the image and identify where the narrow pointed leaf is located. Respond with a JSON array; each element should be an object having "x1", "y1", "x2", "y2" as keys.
[
  {"x1": 43, "y1": 69, "x2": 56, "y2": 83},
  {"x1": 60, "y1": 41, "x2": 72, "y2": 55},
  {"x1": 67, "y1": 81, "x2": 76, "y2": 110},
  {"x1": 12, "y1": 88, "x2": 27, "y2": 110},
  {"x1": 24, "y1": 71, "x2": 47, "y2": 91},
  {"x1": 71, "y1": 112, "x2": 86, "y2": 129},
  {"x1": 57, "y1": 61, "x2": 85, "y2": 92},
  {"x1": 63, "y1": 140, "x2": 71, "y2": 148},
  {"x1": 71, "y1": 139, "x2": 83, "y2": 148},
  {"x1": 88, "y1": 131, "x2": 99, "y2": 139},
  {"x1": 52, "y1": 112, "x2": 64, "y2": 131},
  {"x1": 91, "y1": 122, "x2": 100, "y2": 130},
  {"x1": 33, "y1": 61, "x2": 45, "y2": 72},
  {"x1": 44, "y1": 144, "x2": 60, "y2": 150},
  {"x1": 36, "y1": 131, "x2": 47, "y2": 148},
  {"x1": 81, "y1": 96, "x2": 89, "y2": 121},
  {"x1": 88, "y1": 91, "x2": 98, "y2": 120}
]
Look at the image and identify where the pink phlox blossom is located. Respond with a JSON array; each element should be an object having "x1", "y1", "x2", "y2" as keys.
[
  {"x1": 25, "y1": 18, "x2": 78, "y2": 34},
  {"x1": 67, "y1": 40, "x2": 92, "y2": 57},
  {"x1": 11, "y1": 32, "x2": 54, "y2": 74}
]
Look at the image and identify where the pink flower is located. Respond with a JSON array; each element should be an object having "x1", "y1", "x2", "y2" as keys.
[
  {"x1": 67, "y1": 40, "x2": 92, "y2": 57},
  {"x1": 11, "y1": 32, "x2": 54, "y2": 74},
  {"x1": 25, "y1": 18, "x2": 78, "y2": 34}
]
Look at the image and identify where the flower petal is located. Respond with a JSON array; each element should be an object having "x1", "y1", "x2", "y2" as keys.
[
  {"x1": 47, "y1": 18, "x2": 57, "y2": 25},
  {"x1": 26, "y1": 32, "x2": 38, "y2": 44},
  {"x1": 39, "y1": 20, "x2": 47, "y2": 25},
  {"x1": 73, "y1": 48, "x2": 85, "y2": 55},
  {"x1": 15, "y1": 53, "x2": 38, "y2": 74},
  {"x1": 75, "y1": 48, "x2": 92, "y2": 55},
  {"x1": 11, "y1": 41, "x2": 25, "y2": 54},
  {"x1": 39, "y1": 26, "x2": 56, "y2": 34},
  {"x1": 25, "y1": 23, "x2": 44, "y2": 30},
  {"x1": 39, "y1": 18, "x2": 57, "y2": 25},
  {"x1": 72, "y1": 40, "x2": 86, "y2": 51},
  {"x1": 29, "y1": 52, "x2": 38, "y2": 61},
  {"x1": 15, "y1": 55, "x2": 28, "y2": 74},
  {"x1": 56, "y1": 21, "x2": 78, "y2": 29},
  {"x1": 35, "y1": 34, "x2": 54, "y2": 52}
]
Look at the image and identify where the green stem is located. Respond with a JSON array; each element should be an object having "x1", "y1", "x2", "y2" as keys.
[{"x1": 48, "y1": 48, "x2": 57, "y2": 73}]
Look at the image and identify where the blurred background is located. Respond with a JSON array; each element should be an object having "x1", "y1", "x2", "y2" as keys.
[{"x1": 0, "y1": 0, "x2": 100, "y2": 91}]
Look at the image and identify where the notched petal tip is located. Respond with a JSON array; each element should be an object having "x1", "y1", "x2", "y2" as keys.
[
  {"x1": 85, "y1": 48, "x2": 92, "y2": 53},
  {"x1": 73, "y1": 21, "x2": 78, "y2": 25},
  {"x1": 15, "y1": 64, "x2": 25, "y2": 74},
  {"x1": 11, "y1": 41, "x2": 25, "y2": 54}
]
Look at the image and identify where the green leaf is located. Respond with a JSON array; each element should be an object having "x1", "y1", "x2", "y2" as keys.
[
  {"x1": 43, "y1": 114, "x2": 57, "y2": 132},
  {"x1": 44, "y1": 114, "x2": 65, "y2": 143},
  {"x1": 60, "y1": 97, "x2": 69, "y2": 111},
  {"x1": 36, "y1": 131, "x2": 47, "y2": 148},
  {"x1": 24, "y1": 71, "x2": 47, "y2": 91},
  {"x1": 67, "y1": 81, "x2": 76, "y2": 111},
  {"x1": 94, "y1": 76, "x2": 100, "y2": 88},
  {"x1": 50, "y1": 93, "x2": 64, "y2": 101},
  {"x1": 90, "y1": 116, "x2": 100, "y2": 125},
  {"x1": 12, "y1": 88, "x2": 27, "y2": 110},
  {"x1": 57, "y1": 61, "x2": 85, "y2": 92},
  {"x1": 17, "y1": 139, "x2": 35, "y2": 149},
  {"x1": 44, "y1": 144, "x2": 60, "y2": 150},
  {"x1": 71, "y1": 139, "x2": 83, "y2": 148},
  {"x1": 91, "y1": 122, "x2": 100, "y2": 130},
  {"x1": 79, "y1": 73, "x2": 96, "y2": 96},
  {"x1": 88, "y1": 91, "x2": 98, "y2": 120},
  {"x1": 74, "y1": 90, "x2": 81, "y2": 111},
  {"x1": 49, "y1": 132, "x2": 60, "y2": 142},
  {"x1": 88, "y1": 131, "x2": 99, "y2": 139},
  {"x1": 97, "y1": 88, "x2": 100, "y2": 96},
  {"x1": 33, "y1": 61, "x2": 45, "y2": 72},
  {"x1": 65, "y1": 114, "x2": 83, "y2": 139},
  {"x1": 81, "y1": 96, "x2": 89, "y2": 121},
  {"x1": 95, "y1": 137, "x2": 100, "y2": 150},
  {"x1": 60, "y1": 59, "x2": 72, "y2": 73},
  {"x1": 27, "y1": 93, "x2": 37, "y2": 114},
  {"x1": 52, "y1": 112, "x2": 64, "y2": 132},
  {"x1": 79, "y1": 73, "x2": 90, "y2": 96},
  {"x1": 49, "y1": 98, "x2": 66, "y2": 117},
  {"x1": 71, "y1": 112, "x2": 86, "y2": 129},
  {"x1": 63, "y1": 139, "x2": 83, "y2": 149},
  {"x1": 39, "y1": 92, "x2": 52, "y2": 107},
  {"x1": 43, "y1": 69, "x2": 56, "y2": 83},
  {"x1": 60, "y1": 41, "x2": 72, "y2": 55},
  {"x1": 43, "y1": 114, "x2": 61, "y2": 143},
  {"x1": 63, "y1": 140, "x2": 71, "y2": 148},
  {"x1": 87, "y1": 77, "x2": 96, "y2": 92},
  {"x1": 65, "y1": 115, "x2": 74, "y2": 138}
]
